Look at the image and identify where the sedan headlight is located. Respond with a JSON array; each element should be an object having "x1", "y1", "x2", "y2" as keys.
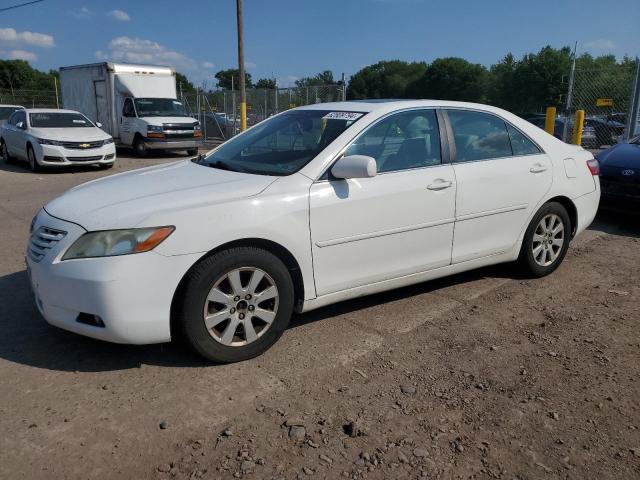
[
  {"x1": 37, "y1": 138, "x2": 63, "y2": 146},
  {"x1": 103, "y1": 137, "x2": 114, "y2": 145},
  {"x1": 62, "y1": 226, "x2": 175, "y2": 260}
]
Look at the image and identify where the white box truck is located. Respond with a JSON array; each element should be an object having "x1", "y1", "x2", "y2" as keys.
[{"x1": 59, "y1": 62, "x2": 202, "y2": 156}]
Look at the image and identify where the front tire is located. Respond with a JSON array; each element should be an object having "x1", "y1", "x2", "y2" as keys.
[
  {"x1": 1, "y1": 141, "x2": 12, "y2": 164},
  {"x1": 519, "y1": 202, "x2": 571, "y2": 277},
  {"x1": 27, "y1": 145, "x2": 40, "y2": 172},
  {"x1": 177, "y1": 247, "x2": 295, "y2": 363},
  {"x1": 187, "y1": 148, "x2": 199, "y2": 156},
  {"x1": 133, "y1": 136, "x2": 148, "y2": 157}
]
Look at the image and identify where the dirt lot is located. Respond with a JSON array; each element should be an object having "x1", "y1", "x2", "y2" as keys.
[{"x1": 0, "y1": 152, "x2": 639, "y2": 480}]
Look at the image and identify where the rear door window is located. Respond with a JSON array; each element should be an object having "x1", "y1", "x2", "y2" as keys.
[{"x1": 447, "y1": 109, "x2": 512, "y2": 162}]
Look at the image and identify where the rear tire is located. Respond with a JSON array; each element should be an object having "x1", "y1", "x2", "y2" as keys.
[
  {"x1": 519, "y1": 202, "x2": 571, "y2": 277},
  {"x1": 177, "y1": 247, "x2": 294, "y2": 363},
  {"x1": 1, "y1": 141, "x2": 12, "y2": 164},
  {"x1": 27, "y1": 145, "x2": 40, "y2": 172}
]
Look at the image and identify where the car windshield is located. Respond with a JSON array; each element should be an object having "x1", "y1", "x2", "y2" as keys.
[
  {"x1": 29, "y1": 112, "x2": 93, "y2": 128},
  {"x1": 134, "y1": 98, "x2": 189, "y2": 117},
  {"x1": 0, "y1": 106, "x2": 21, "y2": 120},
  {"x1": 198, "y1": 109, "x2": 365, "y2": 176}
]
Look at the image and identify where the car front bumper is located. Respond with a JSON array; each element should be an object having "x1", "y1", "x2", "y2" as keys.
[
  {"x1": 26, "y1": 209, "x2": 203, "y2": 344},
  {"x1": 38, "y1": 143, "x2": 116, "y2": 166}
]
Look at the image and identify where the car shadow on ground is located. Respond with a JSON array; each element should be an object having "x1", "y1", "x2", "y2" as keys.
[{"x1": 0, "y1": 206, "x2": 635, "y2": 373}]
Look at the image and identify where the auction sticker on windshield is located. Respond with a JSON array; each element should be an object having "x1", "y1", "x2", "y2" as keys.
[{"x1": 322, "y1": 112, "x2": 364, "y2": 121}]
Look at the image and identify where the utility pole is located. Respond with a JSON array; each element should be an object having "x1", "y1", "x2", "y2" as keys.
[{"x1": 236, "y1": 0, "x2": 247, "y2": 131}]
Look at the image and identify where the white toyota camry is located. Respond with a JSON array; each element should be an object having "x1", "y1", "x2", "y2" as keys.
[{"x1": 27, "y1": 100, "x2": 600, "y2": 362}]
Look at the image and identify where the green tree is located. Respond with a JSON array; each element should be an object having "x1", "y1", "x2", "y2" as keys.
[
  {"x1": 255, "y1": 78, "x2": 276, "y2": 89},
  {"x1": 295, "y1": 70, "x2": 335, "y2": 87},
  {"x1": 407, "y1": 57, "x2": 488, "y2": 102},
  {"x1": 347, "y1": 60, "x2": 427, "y2": 99},
  {"x1": 175, "y1": 72, "x2": 196, "y2": 94},
  {"x1": 0, "y1": 60, "x2": 57, "y2": 91},
  {"x1": 214, "y1": 69, "x2": 253, "y2": 90}
]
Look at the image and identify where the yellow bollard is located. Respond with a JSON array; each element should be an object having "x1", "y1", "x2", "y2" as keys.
[
  {"x1": 240, "y1": 102, "x2": 247, "y2": 131},
  {"x1": 544, "y1": 107, "x2": 556, "y2": 135},
  {"x1": 572, "y1": 109, "x2": 585, "y2": 145}
]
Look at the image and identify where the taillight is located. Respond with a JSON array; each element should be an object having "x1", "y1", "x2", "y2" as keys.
[{"x1": 586, "y1": 158, "x2": 599, "y2": 176}]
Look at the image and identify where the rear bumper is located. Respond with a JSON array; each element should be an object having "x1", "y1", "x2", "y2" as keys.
[
  {"x1": 573, "y1": 186, "x2": 601, "y2": 236},
  {"x1": 27, "y1": 209, "x2": 202, "y2": 344},
  {"x1": 144, "y1": 138, "x2": 202, "y2": 150}
]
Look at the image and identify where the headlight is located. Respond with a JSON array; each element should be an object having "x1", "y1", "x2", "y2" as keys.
[
  {"x1": 103, "y1": 137, "x2": 114, "y2": 145},
  {"x1": 37, "y1": 138, "x2": 62, "y2": 146},
  {"x1": 147, "y1": 125, "x2": 163, "y2": 133},
  {"x1": 194, "y1": 123, "x2": 201, "y2": 131},
  {"x1": 62, "y1": 226, "x2": 175, "y2": 260}
]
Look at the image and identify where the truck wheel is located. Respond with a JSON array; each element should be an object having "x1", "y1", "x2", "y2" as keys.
[
  {"x1": 176, "y1": 246, "x2": 295, "y2": 363},
  {"x1": 187, "y1": 148, "x2": 199, "y2": 156},
  {"x1": 133, "y1": 137, "x2": 148, "y2": 157}
]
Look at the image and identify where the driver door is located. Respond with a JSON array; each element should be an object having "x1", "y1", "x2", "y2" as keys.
[{"x1": 120, "y1": 97, "x2": 136, "y2": 145}]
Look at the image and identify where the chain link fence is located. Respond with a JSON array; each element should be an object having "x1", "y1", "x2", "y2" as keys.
[
  {"x1": 181, "y1": 84, "x2": 346, "y2": 141},
  {"x1": 562, "y1": 59, "x2": 640, "y2": 146},
  {"x1": 0, "y1": 89, "x2": 60, "y2": 108}
]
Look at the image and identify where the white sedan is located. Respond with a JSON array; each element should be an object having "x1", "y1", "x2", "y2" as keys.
[
  {"x1": 0, "y1": 108, "x2": 116, "y2": 171},
  {"x1": 26, "y1": 100, "x2": 600, "y2": 362}
]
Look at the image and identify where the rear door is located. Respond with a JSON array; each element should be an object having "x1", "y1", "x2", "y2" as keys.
[
  {"x1": 446, "y1": 109, "x2": 552, "y2": 263},
  {"x1": 310, "y1": 108, "x2": 456, "y2": 296}
]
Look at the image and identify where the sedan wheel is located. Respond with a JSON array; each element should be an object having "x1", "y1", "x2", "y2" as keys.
[
  {"x1": 1, "y1": 142, "x2": 11, "y2": 163},
  {"x1": 531, "y1": 214, "x2": 565, "y2": 267},
  {"x1": 28, "y1": 146, "x2": 40, "y2": 172},
  {"x1": 203, "y1": 267, "x2": 279, "y2": 347},
  {"x1": 519, "y1": 202, "x2": 571, "y2": 277},
  {"x1": 178, "y1": 246, "x2": 294, "y2": 363}
]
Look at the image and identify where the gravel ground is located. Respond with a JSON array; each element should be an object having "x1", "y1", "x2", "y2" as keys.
[{"x1": 0, "y1": 152, "x2": 639, "y2": 479}]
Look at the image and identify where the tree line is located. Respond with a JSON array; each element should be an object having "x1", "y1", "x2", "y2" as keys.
[{"x1": 1, "y1": 45, "x2": 635, "y2": 114}]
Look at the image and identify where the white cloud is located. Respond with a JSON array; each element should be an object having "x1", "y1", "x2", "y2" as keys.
[
  {"x1": 96, "y1": 37, "x2": 198, "y2": 70},
  {"x1": 584, "y1": 39, "x2": 615, "y2": 52},
  {"x1": 70, "y1": 6, "x2": 93, "y2": 18},
  {"x1": 107, "y1": 9, "x2": 131, "y2": 21},
  {"x1": 0, "y1": 28, "x2": 55, "y2": 48},
  {"x1": 0, "y1": 49, "x2": 37, "y2": 61},
  {"x1": 202, "y1": 61, "x2": 215, "y2": 69},
  {"x1": 245, "y1": 61, "x2": 257, "y2": 70}
]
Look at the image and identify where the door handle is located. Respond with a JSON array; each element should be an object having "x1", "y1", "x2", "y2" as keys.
[
  {"x1": 530, "y1": 164, "x2": 548, "y2": 173},
  {"x1": 427, "y1": 179, "x2": 453, "y2": 191}
]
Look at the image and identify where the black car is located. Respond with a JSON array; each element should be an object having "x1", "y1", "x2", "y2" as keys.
[
  {"x1": 585, "y1": 117, "x2": 626, "y2": 147},
  {"x1": 596, "y1": 136, "x2": 640, "y2": 207}
]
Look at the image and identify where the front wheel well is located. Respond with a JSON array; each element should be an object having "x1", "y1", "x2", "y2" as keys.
[
  {"x1": 170, "y1": 238, "x2": 305, "y2": 340},
  {"x1": 545, "y1": 196, "x2": 578, "y2": 237}
]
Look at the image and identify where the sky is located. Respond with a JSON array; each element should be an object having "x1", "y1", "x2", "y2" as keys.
[{"x1": 0, "y1": 0, "x2": 638, "y2": 87}]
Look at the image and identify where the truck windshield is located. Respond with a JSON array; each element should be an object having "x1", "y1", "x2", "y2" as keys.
[
  {"x1": 134, "y1": 98, "x2": 189, "y2": 117},
  {"x1": 29, "y1": 112, "x2": 93, "y2": 128},
  {"x1": 197, "y1": 110, "x2": 365, "y2": 176}
]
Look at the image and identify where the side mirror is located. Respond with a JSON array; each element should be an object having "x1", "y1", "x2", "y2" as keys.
[
  {"x1": 96, "y1": 122, "x2": 103, "y2": 128},
  {"x1": 16, "y1": 121, "x2": 25, "y2": 129},
  {"x1": 331, "y1": 155, "x2": 377, "y2": 179}
]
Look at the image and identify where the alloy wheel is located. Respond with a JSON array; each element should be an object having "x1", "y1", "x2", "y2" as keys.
[
  {"x1": 532, "y1": 213, "x2": 565, "y2": 267},
  {"x1": 203, "y1": 267, "x2": 279, "y2": 347}
]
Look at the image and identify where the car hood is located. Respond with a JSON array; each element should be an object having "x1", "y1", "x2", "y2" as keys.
[
  {"x1": 44, "y1": 160, "x2": 278, "y2": 230},
  {"x1": 29, "y1": 126, "x2": 111, "y2": 142},
  {"x1": 139, "y1": 116, "x2": 197, "y2": 126},
  {"x1": 597, "y1": 143, "x2": 640, "y2": 168}
]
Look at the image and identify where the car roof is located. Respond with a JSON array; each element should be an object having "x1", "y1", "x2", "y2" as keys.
[
  {"x1": 296, "y1": 99, "x2": 516, "y2": 114},
  {"x1": 24, "y1": 108, "x2": 82, "y2": 114}
]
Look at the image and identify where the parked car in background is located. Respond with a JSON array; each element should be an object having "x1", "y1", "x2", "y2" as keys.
[
  {"x1": 585, "y1": 116, "x2": 625, "y2": 147},
  {"x1": 0, "y1": 108, "x2": 116, "y2": 172},
  {"x1": 60, "y1": 63, "x2": 202, "y2": 157},
  {"x1": 0, "y1": 104, "x2": 25, "y2": 125},
  {"x1": 526, "y1": 115, "x2": 598, "y2": 148},
  {"x1": 596, "y1": 135, "x2": 640, "y2": 207},
  {"x1": 27, "y1": 100, "x2": 600, "y2": 363}
]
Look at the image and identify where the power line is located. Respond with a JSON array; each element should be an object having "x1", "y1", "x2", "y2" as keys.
[{"x1": 0, "y1": 0, "x2": 45, "y2": 13}]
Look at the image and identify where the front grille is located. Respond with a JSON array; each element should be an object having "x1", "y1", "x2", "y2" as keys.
[
  {"x1": 67, "y1": 155, "x2": 103, "y2": 162},
  {"x1": 28, "y1": 226, "x2": 67, "y2": 262},
  {"x1": 163, "y1": 123, "x2": 196, "y2": 131},
  {"x1": 60, "y1": 140, "x2": 104, "y2": 149}
]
